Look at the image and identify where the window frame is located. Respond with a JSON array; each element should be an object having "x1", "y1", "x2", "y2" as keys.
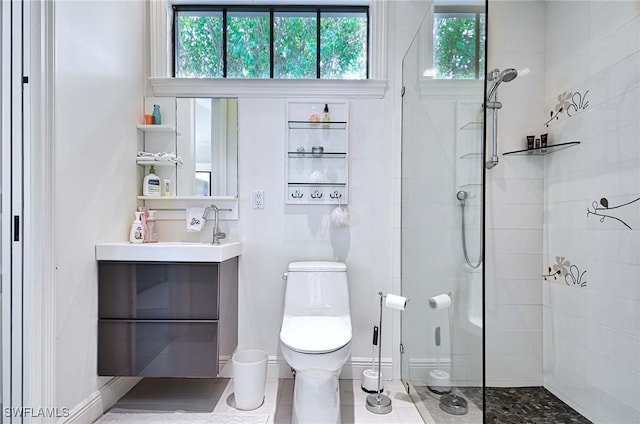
[
  {"x1": 433, "y1": 5, "x2": 485, "y2": 80},
  {"x1": 172, "y1": 4, "x2": 370, "y2": 79}
]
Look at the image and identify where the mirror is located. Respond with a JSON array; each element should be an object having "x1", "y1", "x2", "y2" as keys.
[{"x1": 175, "y1": 98, "x2": 238, "y2": 197}]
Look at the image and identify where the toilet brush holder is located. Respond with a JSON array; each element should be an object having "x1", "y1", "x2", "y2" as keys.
[
  {"x1": 362, "y1": 326, "x2": 383, "y2": 393},
  {"x1": 427, "y1": 369, "x2": 451, "y2": 395},
  {"x1": 361, "y1": 369, "x2": 382, "y2": 393}
]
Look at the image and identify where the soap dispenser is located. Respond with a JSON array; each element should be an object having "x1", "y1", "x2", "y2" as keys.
[
  {"x1": 129, "y1": 212, "x2": 145, "y2": 243},
  {"x1": 143, "y1": 165, "x2": 161, "y2": 196}
]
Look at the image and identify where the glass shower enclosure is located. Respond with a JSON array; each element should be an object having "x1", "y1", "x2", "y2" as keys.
[{"x1": 400, "y1": 3, "x2": 486, "y2": 422}]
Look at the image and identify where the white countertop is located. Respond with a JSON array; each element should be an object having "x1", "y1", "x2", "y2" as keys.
[{"x1": 95, "y1": 241, "x2": 242, "y2": 262}]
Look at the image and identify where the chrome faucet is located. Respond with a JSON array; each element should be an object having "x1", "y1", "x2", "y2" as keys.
[{"x1": 203, "y1": 204, "x2": 232, "y2": 244}]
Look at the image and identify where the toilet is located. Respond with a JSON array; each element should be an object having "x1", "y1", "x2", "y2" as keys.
[{"x1": 279, "y1": 261, "x2": 352, "y2": 424}]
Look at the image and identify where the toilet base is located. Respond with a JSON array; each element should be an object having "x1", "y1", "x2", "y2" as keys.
[{"x1": 292, "y1": 370, "x2": 341, "y2": 424}]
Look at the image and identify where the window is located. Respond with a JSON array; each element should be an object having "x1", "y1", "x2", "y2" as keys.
[
  {"x1": 173, "y1": 6, "x2": 368, "y2": 79},
  {"x1": 432, "y1": 6, "x2": 485, "y2": 79}
]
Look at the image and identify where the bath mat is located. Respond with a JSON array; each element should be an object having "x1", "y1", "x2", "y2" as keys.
[{"x1": 95, "y1": 412, "x2": 269, "y2": 424}]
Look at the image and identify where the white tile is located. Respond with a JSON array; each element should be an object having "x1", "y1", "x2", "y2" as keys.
[
  {"x1": 486, "y1": 204, "x2": 544, "y2": 230},
  {"x1": 584, "y1": 351, "x2": 640, "y2": 409},
  {"x1": 485, "y1": 253, "x2": 542, "y2": 280},
  {"x1": 486, "y1": 279, "x2": 542, "y2": 305},
  {"x1": 485, "y1": 353, "x2": 543, "y2": 384},
  {"x1": 590, "y1": 16, "x2": 640, "y2": 77},
  {"x1": 485, "y1": 304, "x2": 542, "y2": 332},
  {"x1": 486, "y1": 229, "x2": 542, "y2": 255},
  {"x1": 487, "y1": 178, "x2": 544, "y2": 205}
]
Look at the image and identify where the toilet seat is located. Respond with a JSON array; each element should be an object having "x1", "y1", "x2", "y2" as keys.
[{"x1": 280, "y1": 316, "x2": 351, "y2": 354}]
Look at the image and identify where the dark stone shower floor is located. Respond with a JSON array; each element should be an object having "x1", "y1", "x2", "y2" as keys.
[
  {"x1": 461, "y1": 387, "x2": 592, "y2": 424},
  {"x1": 415, "y1": 385, "x2": 592, "y2": 424}
]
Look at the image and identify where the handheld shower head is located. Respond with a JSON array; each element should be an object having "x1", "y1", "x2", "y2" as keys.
[{"x1": 487, "y1": 68, "x2": 518, "y2": 100}]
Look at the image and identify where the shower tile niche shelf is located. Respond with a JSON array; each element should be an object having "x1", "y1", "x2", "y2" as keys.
[
  {"x1": 503, "y1": 141, "x2": 580, "y2": 156},
  {"x1": 286, "y1": 101, "x2": 349, "y2": 205}
]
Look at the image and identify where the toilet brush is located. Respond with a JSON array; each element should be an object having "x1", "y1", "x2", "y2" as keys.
[{"x1": 361, "y1": 326, "x2": 382, "y2": 393}]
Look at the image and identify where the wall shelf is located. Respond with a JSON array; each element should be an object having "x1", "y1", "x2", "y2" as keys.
[
  {"x1": 288, "y1": 152, "x2": 346, "y2": 158},
  {"x1": 286, "y1": 101, "x2": 349, "y2": 205},
  {"x1": 136, "y1": 124, "x2": 175, "y2": 132},
  {"x1": 288, "y1": 121, "x2": 347, "y2": 130},
  {"x1": 503, "y1": 141, "x2": 580, "y2": 156},
  {"x1": 136, "y1": 160, "x2": 179, "y2": 167}
]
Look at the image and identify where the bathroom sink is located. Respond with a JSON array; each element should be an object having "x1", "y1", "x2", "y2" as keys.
[{"x1": 95, "y1": 241, "x2": 242, "y2": 262}]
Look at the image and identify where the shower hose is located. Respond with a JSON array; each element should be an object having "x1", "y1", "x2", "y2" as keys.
[{"x1": 457, "y1": 191, "x2": 482, "y2": 269}]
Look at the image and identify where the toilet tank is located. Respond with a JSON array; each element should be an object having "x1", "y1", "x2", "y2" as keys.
[{"x1": 283, "y1": 261, "x2": 350, "y2": 317}]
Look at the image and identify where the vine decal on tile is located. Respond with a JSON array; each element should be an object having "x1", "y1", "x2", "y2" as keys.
[
  {"x1": 545, "y1": 89, "x2": 590, "y2": 127},
  {"x1": 587, "y1": 196, "x2": 640, "y2": 230},
  {"x1": 543, "y1": 256, "x2": 587, "y2": 287}
]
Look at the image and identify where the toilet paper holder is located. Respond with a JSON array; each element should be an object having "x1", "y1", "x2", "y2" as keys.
[{"x1": 365, "y1": 291, "x2": 410, "y2": 415}]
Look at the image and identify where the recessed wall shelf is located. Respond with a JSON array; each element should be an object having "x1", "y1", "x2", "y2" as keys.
[
  {"x1": 503, "y1": 141, "x2": 580, "y2": 156},
  {"x1": 136, "y1": 124, "x2": 175, "y2": 132}
]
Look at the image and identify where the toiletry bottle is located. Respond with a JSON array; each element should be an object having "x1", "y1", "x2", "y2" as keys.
[
  {"x1": 143, "y1": 165, "x2": 161, "y2": 196},
  {"x1": 322, "y1": 104, "x2": 330, "y2": 122},
  {"x1": 152, "y1": 104, "x2": 161, "y2": 125},
  {"x1": 129, "y1": 212, "x2": 145, "y2": 243},
  {"x1": 162, "y1": 179, "x2": 171, "y2": 196},
  {"x1": 147, "y1": 210, "x2": 158, "y2": 243},
  {"x1": 138, "y1": 206, "x2": 150, "y2": 242}
]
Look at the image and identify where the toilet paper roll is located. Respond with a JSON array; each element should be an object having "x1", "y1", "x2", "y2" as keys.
[
  {"x1": 428, "y1": 293, "x2": 451, "y2": 310},
  {"x1": 385, "y1": 293, "x2": 408, "y2": 311}
]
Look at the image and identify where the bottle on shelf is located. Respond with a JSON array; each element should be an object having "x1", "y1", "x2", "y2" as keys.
[
  {"x1": 147, "y1": 210, "x2": 158, "y2": 243},
  {"x1": 129, "y1": 212, "x2": 145, "y2": 244},
  {"x1": 143, "y1": 165, "x2": 161, "y2": 196},
  {"x1": 322, "y1": 104, "x2": 331, "y2": 122},
  {"x1": 152, "y1": 104, "x2": 161, "y2": 125}
]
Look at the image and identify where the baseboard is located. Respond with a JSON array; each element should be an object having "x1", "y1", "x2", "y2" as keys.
[
  {"x1": 59, "y1": 377, "x2": 141, "y2": 424},
  {"x1": 218, "y1": 356, "x2": 394, "y2": 380}
]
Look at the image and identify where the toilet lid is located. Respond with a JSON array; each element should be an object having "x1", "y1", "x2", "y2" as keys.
[{"x1": 280, "y1": 316, "x2": 352, "y2": 354}]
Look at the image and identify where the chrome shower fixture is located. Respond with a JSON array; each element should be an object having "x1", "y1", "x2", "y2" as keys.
[
  {"x1": 486, "y1": 68, "x2": 518, "y2": 102},
  {"x1": 485, "y1": 67, "x2": 518, "y2": 169}
]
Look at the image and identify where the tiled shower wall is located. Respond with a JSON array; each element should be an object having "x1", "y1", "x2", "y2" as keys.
[
  {"x1": 485, "y1": 0, "x2": 546, "y2": 387},
  {"x1": 543, "y1": 1, "x2": 640, "y2": 423}
]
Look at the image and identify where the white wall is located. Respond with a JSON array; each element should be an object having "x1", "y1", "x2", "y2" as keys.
[
  {"x1": 54, "y1": 0, "x2": 145, "y2": 416},
  {"x1": 484, "y1": 0, "x2": 546, "y2": 387},
  {"x1": 543, "y1": 1, "x2": 640, "y2": 422}
]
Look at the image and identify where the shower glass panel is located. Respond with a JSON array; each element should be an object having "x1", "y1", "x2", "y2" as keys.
[{"x1": 401, "y1": 3, "x2": 485, "y2": 422}]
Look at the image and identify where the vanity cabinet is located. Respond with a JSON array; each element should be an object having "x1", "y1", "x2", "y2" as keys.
[
  {"x1": 97, "y1": 257, "x2": 238, "y2": 377},
  {"x1": 286, "y1": 101, "x2": 349, "y2": 205}
]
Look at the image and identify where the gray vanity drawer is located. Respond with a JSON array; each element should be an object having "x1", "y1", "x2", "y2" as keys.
[
  {"x1": 98, "y1": 262, "x2": 219, "y2": 320},
  {"x1": 98, "y1": 320, "x2": 219, "y2": 377}
]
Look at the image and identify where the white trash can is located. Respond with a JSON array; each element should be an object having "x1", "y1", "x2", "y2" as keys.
[{"x1": 232, "y1": 349, "x2": 268, "y2": 410}]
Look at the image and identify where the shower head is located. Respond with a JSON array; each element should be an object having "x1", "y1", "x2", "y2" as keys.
[
  {"x1": 500, "y1": 68, "x2": 518, "y2": 82},
  {"x1": 487, "y1": 68, "x2": 518, "y2": 100}
]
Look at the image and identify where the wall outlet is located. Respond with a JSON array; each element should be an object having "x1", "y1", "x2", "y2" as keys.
[{"x1": 253, "y1": 190, "x2": 265, "y2": 209}]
